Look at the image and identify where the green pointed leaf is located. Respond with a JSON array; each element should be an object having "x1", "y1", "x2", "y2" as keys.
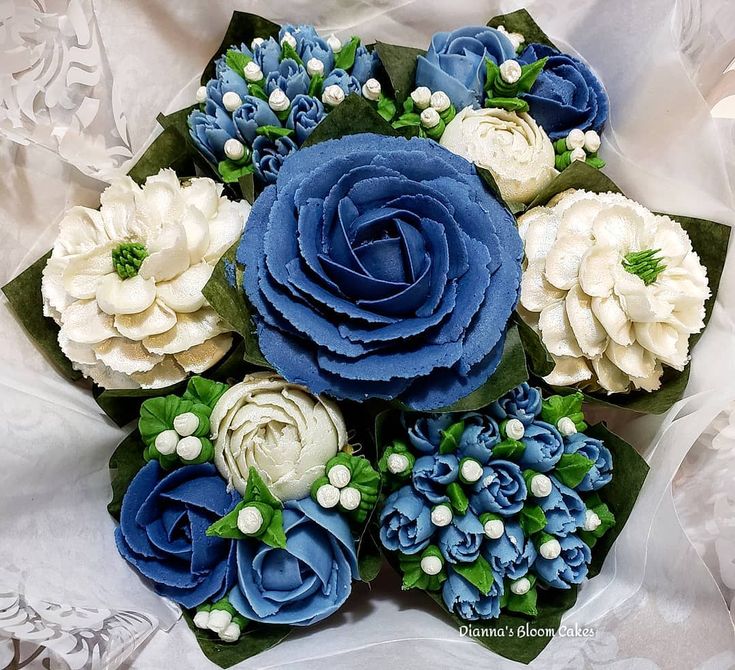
[
  {"x1": 256, "y1": 125, "x2": 294, "y2": 139},
  {"x1": 182, "y1": 376, "x2": 229, "y2": 409},
  {"x1": 541, "y1": 392, "x2": 587, "y2": 431},
  {"x1": 439, "y1": 420, "x2": 465, "y2": 454},
  {"x1": 376, "y1": 94, "x2": 397, "y2": 122},
  {"x1": 492, "y1": 439, "x2": 525, "y2": 460},
  {"x1": 391, "y1": 112, "x2": 421, "y2": 129},
  {"x1": 487, "y1": 9, "x2": 558, "y2": 50},
  {"x1": 244, "y1": 466, "x2": 281, "y2": 507},
  {"x1": 374, "y1": 42, "x2": 426, "y2": 106},
  {"x1": 554, "y1": 453, "x2": 595, "y2": 489},
  {"x1": 260, "y1": 508, "x2": 287, "y2": 549},
  {"x1": 506, "y1": 584, "x2": 538, "y2": 617},
  {"x1": 446, "y1": 482, "x2": 469, "y2": 514},
  {"x1": 357, "y1": 532, "x2": 384, "y2": 582},
  {"x1": 485, "y1": 97, "x2": 529, "y2": 112},
  {"x1": 226, "y1": 49, "x2": 252, "y2": 78},
  {"x1": 248, "y1": 81, "x2": 268, "y2": 101},
  {"x1": 218, "y1": 159, "x2": 254, "y2": 183},
  {"x1": 280, "y1": 41, "x2": 303, "y2": 66},
  {"x1": 519, "y1": 504, "x2": 547, "y2": 536},
  {"x1": 307, "y1": 73, "x2": 323, "y2": 98},
  {"x1": 334, "y1": 36, "x2": 360, "y2": 71},
  {"x1": 516, "y1": 56, "x2": 548, "y2": 93},
  {"x1": 453, "y1": 556, "x2": 494, "y2": 595}
]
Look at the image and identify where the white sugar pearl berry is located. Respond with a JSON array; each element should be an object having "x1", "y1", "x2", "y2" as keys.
[
  {"x1": 322, "y1": 85, "x2": 345, "y2": 107},
  {"x1": 362, "y1": 78, "x2": 382, "y2": 101},
  {"x1": 339, "y1": 487, "x2": 362, "y2": 511},
  {"x1": 420, "y1": 555, "x2": 443, "y2": 576},
  {"x1": 410, "y1": 86, "x2": 432, "y2": 110},
  {"x1": 243, "y1": 61, "x2": 263, "y2": 82},
  {"x1": 154, "y1": 429, "x2": 179, "y2": 456},
  {"x1": 195, "y1": 86, "x2": 207, "y2": 104},
  {"x1": 431, "y1": 504, "x2": 453, "y2": 527},
  {"x1": 176, "y1": 436, "x2": 203, "y2": 461},
  {"x1": 219, "y1": 622, "x2": 241, "y2": 642},
  {"x1": 387, "y1": 453, "x2": 410, "y2": 474},
  {"x1": 237, "y1": 506, "x2": 264, "y2": 535},
  {"x1": 510, "y1": 577, "x2": 531, "y2": 595},
  {"x1": 566, "y1": 128, "x2": 586, "y2": 150},
  {"x1": 420, "y1": 107, "x2": 441, "y2": 128},
  {"x1": 224, "y1": 138, "x2": 246, "y2": 161},
  {"x1": 583, "y1": 509, "x2": 602, "y2": 532},
  {"x1": 584, "y1": 130, "x2": 601, "y2": 153},
  {"x1": 499, "y1": 59, "x2": 522, "y2": 84},
  {"x1": 460, "y1": 459, "x2": 483, "y2": 483},
  {"x1": 430, "y1": 90, "x2": 451, "y2": 112},
  {"x1": 540, "y1": 538, "x2": 562, "y2": 560},
  {"x1": 530, "y1": 474, "x2": 553, "y2": 498},
  {"x1": 193, "y1": 610, "x2": 210, "y2": 629},
  {"x1": 207, "y1": 609, "x2": 232, "y2": 634},
  {"x1": 557, "y1": 417, "x2": 577, "y2": 436},
  {"x1": 328, "y1": 464, "x2": 351, "y2": 488},
  {"x1": 306, "y1": 57, "x2": 324, "y2": 77},
  {"x1": 280, "y1": 32, "x2": 297, "y2": 49},
  {"x1": 505, "y1": 419, "x2": 525, "y2": 440},
  {"x1": 316, "y1": 484, "x2": 340, "y2": 508},
  {"x1": 327, "y1": 34, "x2": 342, "y2": 53},
  {"x1": 222, "y1": 91, "x2": 242, "y2": 112},
  {"x1": 484, "y1": 518, "x2": 505, "y2": 539},
  {"x1": 268, "y1": 88, "x2": 290, "y2": 112},
  {"x1": 570, "y1": 147, "x2": 587, "y2": 162},
  {"x1": 173, "y1": 412, "x2": 199, "y2": 437}
]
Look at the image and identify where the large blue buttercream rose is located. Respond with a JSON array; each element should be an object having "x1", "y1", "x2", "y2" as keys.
[
  {"x1": 239, "y1": 133, "x2": 523, "y2": 409},
  {"x1": 229, "y1": 497, "x2": 359, "y2": 626},
  {"x1": 115, "y1": 461, "x2": 240, "y2": 608},
  {"x1": 415, "y1": 26, "x2": 516, "y2": 111},
  {"x1": 518, "y1": 43, "x2": 609, "y2": 140}
]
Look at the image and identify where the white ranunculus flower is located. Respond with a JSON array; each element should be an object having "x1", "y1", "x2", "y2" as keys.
[
  {"x1": 42, "y1": 169, "x2": 250, "y2": 389},
  {"x1": 518, "y1": 189, "x2": 710, "y2": 393},
  {"x1": 210, "y1": 371, "x2": 348, "y2": 500},
  {"x1": 440, "y1": 106, "x2": 557, "y2": 206}
]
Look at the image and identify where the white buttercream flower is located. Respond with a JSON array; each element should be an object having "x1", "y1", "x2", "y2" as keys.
[
  {"x1": 440, "y1": 106, "x2": 557, "y2": 206},
  {"x1": 42, "y1": 170, "x2": 250, "y2": 389},
  {"x1": 517, "y1": 189, "x2": 710, "y2": 393},
  {"x1": 210, "y1": 371, "x2": 348, "y2": 500}
]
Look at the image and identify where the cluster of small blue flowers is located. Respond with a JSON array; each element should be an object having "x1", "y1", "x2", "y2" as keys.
[
  {"x1": 188, "y1": 24, "x2": 380, "y2": 185},
  {"x1": 378, "y1": 383, "x2": 615, "y2": 620}
]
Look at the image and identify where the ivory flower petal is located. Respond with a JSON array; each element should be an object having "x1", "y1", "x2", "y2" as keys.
[
  {"x1": 114, "y1": 300, "x2": 178, "y2": 341},
  {"x1": 59, "y1": 300, "x2": 117, "y2": 344},
  {"x1": 62, "y1": 245, "x2": 116, "y2": 300},
  {"x1": 174, "y1": 333, "x2": 233, "y2": 373},
  {"x1": 93, "y1": 338, "x2": 164, "y2": 374},
  {"x1": 156, "y1": 263, "x2": 213, "y2": 314},
  {"x1": 96, "y1": 273, "x2": 157, "y2": 316},
  {"x1": 143, "y1": 308, "x2": 227, "y2": 355},
  {"x1": 517, "y1": 189, "x2": 709, "y2": 393}
]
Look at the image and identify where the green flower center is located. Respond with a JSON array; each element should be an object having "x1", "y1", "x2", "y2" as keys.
[
  {"x1": 112, "y1": 242, "x2": 148, "y2": 279},
  {"x1": 622, "y1": 248, "x2": 666, "y2": 285}
]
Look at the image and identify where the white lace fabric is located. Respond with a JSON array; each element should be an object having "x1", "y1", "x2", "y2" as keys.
[{"x1": 1, "y1": 1, "x2": 734, "y2": 669}]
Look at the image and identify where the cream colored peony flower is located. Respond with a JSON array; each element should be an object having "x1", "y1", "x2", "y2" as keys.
[
  {"x1": 440, "y1": 106, "x2": 557, "y2": 206},
  {"x1": 42, "y1": 169, "x2": 250, "y2": 389},
  {"x1": 210, "y1": 371, "x2": 347, "y2": 501},
  {"x1": 518, "y1": 189, "x2": 709, "y2": 393}
]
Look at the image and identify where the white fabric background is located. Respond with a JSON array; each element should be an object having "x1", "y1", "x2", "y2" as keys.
[{"x1": 1, "y1": 0, "x2": 735, "y2": 668}]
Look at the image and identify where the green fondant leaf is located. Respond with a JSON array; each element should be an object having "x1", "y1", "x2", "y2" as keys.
[
  {"x1": 256, "y1": 125, "x2": 294, "y2": 139},
  {"x1": 554, "y1": 453, "x2": 595, "y2": 489},
  {"x1": 519, "y1": 504, "x2": 547, "y2": 536},
  {"x1": 376, "y1": 94, "x2": 397, "y2": 122},
  {"x1": 280, "y1": 41, "x2": 303, "y2": 66},
  {"x1": 506, "y1": 581, "x2": 538, "y2": 617},
  {"x1": 541, "y1": 392, "x2": 587, "y2": 431},
  {"x1": 439, "y1": 420, "x2": 465, "y2": 454},
  {"x1": 485, "y1": 97, "x2": 529, "y2": 112},
  {"x1": 492, "y1": 439, "x2": 525, "y2": 460},
  {"x1": 453, "y1": 556, "x2": 494, "y2": 595},
  {"x1": 218, "y1": 159, "x2": 254, "y2": 183},
  {"x1": 226, "y1": 49, "x2": 252, "y2": 78},
  {"x1": 182, "y1": 376, "x2": 229, "y2": 409},
  {"x1": 516, "y1": 56, "x2": 548, "y2": 93},
  {"x1": 446, "y1": 482, "x2": 469, "y2": 514},
  {"x1": 334, "y1": 36, "x2": 360, "y2": 71}
]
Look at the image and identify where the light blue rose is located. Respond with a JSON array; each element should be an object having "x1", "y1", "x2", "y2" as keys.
[
  {"x1": 322, "y1": 68, "x2": 361, "y2": 96},
  {"x1": 438, "y1": 511, "x2": 484, "y2": 564},
  {"x1": 533, "y1": 534, "x2": 591, "y2": 589},
  {"x1": 539, "y1": 478, "x2": 586, "y2": 536},
  {"x1": 406, "y1": 415, "x2": 452, "y2": 455},
  {"x1": 232, "y1": 95, "x2": 281, "y2": 144},
  {"x1": 188, "y1": 108, "x2": 236, "y2": 164},
  {"x1": 229, "y1": 497, "x2": 359, "y2": 626},
  {"x1": 482, "y1": 520, "x2": 537, "y2": 580},
  {"x1": 563, "y1": 433, "x2": 613, "y2": 491},
  {"x1": 286, "y1": 94, "x2": 326, "y2": 144},
  {"x1": 280, "y1": 24, "x2": 334, "y2": 72},
  {"x1": 254, "y1": 37, "x2": 282, "y2": 75},
  {"x1": 457, "y1": 412, "x2": 500, "y2": 464},
  {"x1": 489, "y1": 382, "x2": 542, "y2": 426},
  {"x1": 412, "y1": 453, "x2": 458, "y2": 504},
  {"x1": 379, "y1": 486, "x2": 433, "y2": 554},
  {"x1": 265, "y1": 58, "x2": 311, "y2": 99},
  {"x1": 442, "y1": 571, "x2": 504, "y2": 620},
  {"x1": 251, "y1": 134, "x2": 298, "y2": 185},
  {"x1": 518, "y1": 421, "x2": 564, "y2": 472},
  {"x1": 469, "y1": 460, "x2": 527, "y2": 517},
  {"x1": 352, "y1": 45, "x2": 380, "y2": 84}
]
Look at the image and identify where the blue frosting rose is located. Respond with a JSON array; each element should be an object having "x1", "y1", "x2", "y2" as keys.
[
  {"x1": 438, "y1": 511, "x2": 484, "y2": 564},
  {"x1": 518, "y1": 43, "x2": 609, "y2": 140},
  {"x1": 442, "y1": 571, "x2": 504, "y2": 620},
  {"x1": 564, "y1": 433, "x2": 613, "y2": 491},
  {"x1": 518, "y1": 421, "x2": 564, "y2": 472},
  {"x1": 457, "y1": 412, "x2": 501, "y2": 463},
  {"x1": 233, "y1": 96, "x2": 280, "y2": 144},
  {"x1": 253, "y1": 37, "x2": 282, "y2": 75},
  {"x1": 469, "y1": 460, "x2": 527, "y2": 516},
  {"x1": 415, "y1": 26, "x2": 517, "y2": 111},
  {"x1": 539, "y1": 478, "x2": 586, "y2": 536},
  {"x1": 115, "y1": 461, "x2": 240, "y2": 608},
  {"x1": 489, "y1": 382, "x2": 542, "y2": 426},
  {"x1": 412, "y1": 453, "x2": 458, "y2": 504},
  {"x1": 279, "y1": 24, "x2": 334, "y2": 72},
  {"x1": 286, "y1": 94, "x2": 327, "y2": 144},
  {"x1": 265, "y1": 58, "x2": 311, "y2": 99},
  {"x1": 482, "y1": 520, "x2": 537, "y2": 580},
  {"x1": 352, "y1": 45, "x2": 380, "y2": 85},
  {"x1": 238, "y1": 133, "x2": 523, "y2": 409},
  {"x1": 189, "y1": 108, "x2": 236, "y2": 164},
  {"x1": 379, "y1": 486, "x2": 433, "y2": 554},
  {"x1": 229, "y1": 497, "x2": 358, "y2": 626},
  {"x1": 406, "y1": 414, "x2": 452, "y2": 455},
  {"x1": 252, "y1": 135, "x2": 298, "y2": 185},
  {"x1": 322, "y1": 68, "x2": 361, "y2": 96},
  {"x1": 533, "y1": 534, "x2": 591, "y2": 589}
]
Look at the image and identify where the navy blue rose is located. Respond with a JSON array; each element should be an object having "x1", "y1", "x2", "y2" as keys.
[
  {"x1": 533, "y1": 534, "x2": 591, "y2": 588},
  {"x1": 457, "y1": 412, "x2": 500, "y2": 464},
  {"x1": 265, "y1": 58, "x2": 310, "y2": 99},
  {"x1": 482, "y1": 520, "x2": 537, "y2": 580},
  {"x1": 518, "y1": 43, "x2": 609, "y2": 140},
  {"x1": 438, "y1": 511, "x2": 484, "y2": 564},
  {"x1": 442, "y1": 571, "x2": 504, "y2": 620},
  {"x1": 322, "y1": 68, "x2": 361, "y2": 96},
  {"x1": 379, "y1": 486, "x2": 433, "y2": 554},
  {"x1": 189, "y1": 107, "x2": 236, "y2": 164},
  {"x1": 518, "y1": 421, "x2": 564, "y2": 472},
  {"x1": 252, "y1": 135, "x2": 298, "y2": 185},
  {"x1": 416, "y1": 26, "x2": 516, "y2": 111},
  {"x1": 539, "y1": 478, "x2": 586, "y2": 536},
  {"x1": 406, "y1": 415, "x2": 452, "y2": 455},
  {"x1": 469, "y1": 460, "x2": 527, "y2": 516},
  {"x1": 489, "y1": 382, "x2": 542, "y2": 426},
  {"x1": 115, "y1": 461, "x2": 240, "y2": 608},
  {"x1": 412, "y1": 454, "x2": 458, "y2": 504},
  {"x1": 352, "y1": 45, "x2": 380, "y2": 85},
  {"x1": 232, "y1": 95, "x2": 280, "y2": 144},
  {"x1": 286, "y1": 94, "x2": 327, "y2": 144},
  {"x1": 229, "y1": 497, "x2": 358, "y2": 626},
  {"x1": 564, "y1": 433, "x2": 613, "y2": 491},
  {"x1": 239, "y1": 134, "x2": 523, "y2": 409}
]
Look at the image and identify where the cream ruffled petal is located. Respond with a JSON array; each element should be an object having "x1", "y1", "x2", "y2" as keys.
[
  {"x1": 544, "y1": 354, "x2": 592, "y2": 387},
  {"x1": 131, "y1": 357, "x2": 188, "y2": 389},
  {"x1": 520, "y1": 262, "x2": 565, "y2": 313},
  {"x1": 565, "y1": 284, "x2": 608, "y2": 358},
  {"x1": 591, "y1": 295, "x2": 634, "y2": 346},
  {"x1": 605, "y1": 340, "x2": 656, "y2": 379},
  {"x1": 93, "y1": 337, "x2": 164, "y2": 374},
  {"x1": 58, "y1": 332, "x2": 98, "y2": 365},
  {"x1": 181, "y1": 206, "x2": 210, "y2": 266},
  {"x1": 630, "y1": 360, "x2": 664, "y2": 392},
  {"x1": 156, "y1": 262, "x2": 212, "y2": 314},
  {"x1": 61, "y1": 245, "x2": 116, "y2": 300},
  {"x1": 203, "y1": 199, "x2": 249, "y2": 264},
  {"x1": 174, "y1": 333, "x2": 233, "y2": 373},
  {"x1": 578, "y1": 246, "x2": 617, "y2": 297},
  {"x1": 75, "y1": 361, "x2": 141, "y2": 390},
  {"x1": 182, "y1": 177, "x2": 223, "y2": 219},
  {"x1": 143, "y1": 308, "x2": 227, "y2": 355},
  {"x1": 95, "y1": 273, "x2": 157, "y2": 316},
  {"x1": 633, "y1": 322, "x2": 682, "y2": 364},
  {"x1": 42, "y1": 256, "x2": 72, "y2": 319},
  {"x1": 591, "y1": 355, "x2": 631, "y2": 394},
  {"x1": 544, "y1": 235, "x2": 589, "y2": 290},
  {"x1": 135, "y1": 169, "x2": 185, "y2": 232},
  {"x1": 554, "y1": 192, "x2": 602, "y2": 239},
  {"x1": 55, "y1": 206, "x2": 109, "y2": 257},
  {"x1": 59, "y1": 299, "x2": 118, "y2": 344},
  {"x1": 518, "y1": 208, "x2": 560, "y2": 264},
  {"x1": 539, "y1": 300, "x2": 582, "y2": 357},
  {"x1": 99, "y1": 177, "x2": 145, "y2": 242},
  {"x1": 591, "y1": 205, "x2": 646, "y2": 251},
  {"x1": 138, "y1": 223, "x2": 190, "y2": 282},
  {"x1": 114, "y1": 300, "x2": 177, "y2": 341}
]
